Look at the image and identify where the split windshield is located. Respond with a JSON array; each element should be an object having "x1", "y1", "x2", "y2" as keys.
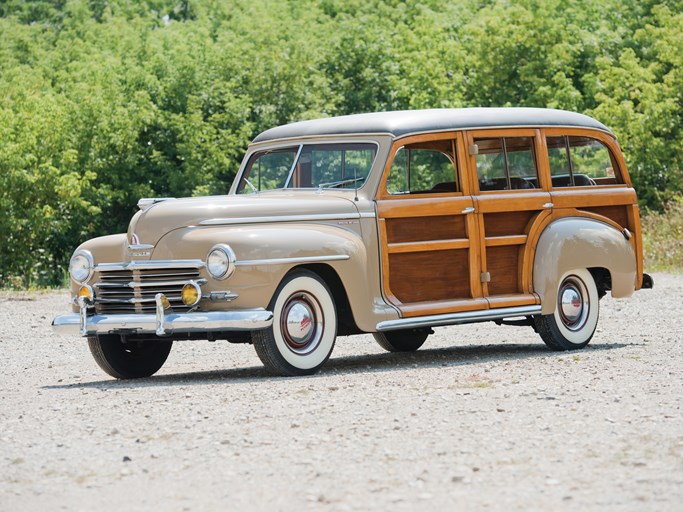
[{"x1": 237, "y1": 143, "x2": 377, "y2": 193}]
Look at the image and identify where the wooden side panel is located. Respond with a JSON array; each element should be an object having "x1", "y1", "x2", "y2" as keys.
[
  {"x1": 486, "y1": 245, "x2": 520, "y2": 296},
  {"x1": 582, "y1": 205, "x2": 630, "y2": 230},
  {"x1": 389, "y1": 249, "x2": 470, "y2": 303},
  {"x1": 483, "y1": 211, "x2": 536, "y2": 237},
  {"x1": 385, "y1": 215, "x2": 466, "y2": 244}
]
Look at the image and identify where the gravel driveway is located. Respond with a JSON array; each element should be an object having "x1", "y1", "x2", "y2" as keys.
[{"x1": 1, "y1": 273, "x2": 682, "y2": 511}]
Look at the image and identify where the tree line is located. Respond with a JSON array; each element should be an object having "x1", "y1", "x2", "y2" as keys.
[{"x1": 0, "y1": 0, "x2": 681, "y2": 287}]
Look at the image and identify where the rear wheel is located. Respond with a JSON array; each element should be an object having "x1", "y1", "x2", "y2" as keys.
[
  {"x1": 252, "y1": 270, "x2": 337, "y2": 376},
  {"x1": 88, "y1": 335, "x2": 172, "y2": 379},
  {"x1": 534, "y1": 269, "x2": 599, "y2": 351},
  {"x1": 373, "y1": 329, "x2": 429, "y2": 352}
]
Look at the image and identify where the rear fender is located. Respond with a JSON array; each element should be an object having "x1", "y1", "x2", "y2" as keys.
[{"x1": 533, "y1": 217, "x2": 636, "y2": 315}]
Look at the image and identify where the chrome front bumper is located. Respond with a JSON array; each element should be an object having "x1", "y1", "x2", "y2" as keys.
[{"x1": 52, "y1": 294, "x2": 273, "y2": 337}]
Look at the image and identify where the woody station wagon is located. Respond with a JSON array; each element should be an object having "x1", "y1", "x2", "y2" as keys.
[{"x1": 52, "y1": 108, "x2": 653, "y2": 378}]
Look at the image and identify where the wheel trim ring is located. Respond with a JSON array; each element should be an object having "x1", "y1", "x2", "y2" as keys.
[
  {"x1": 558, "y1": 276, "x2": 590, "y2": 332},
  {"x1": 279, "y1": 292, "x2": 324, "y2": 355}
]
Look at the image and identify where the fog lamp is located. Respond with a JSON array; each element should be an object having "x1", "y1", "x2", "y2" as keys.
[
  {"x1": 181, "y1": 281, "x2": 201, "y2": 306},
  {"x1": 77, "y1": 285, "x2": 94, "y2": 301}
]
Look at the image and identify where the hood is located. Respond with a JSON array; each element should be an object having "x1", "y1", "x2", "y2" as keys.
[{"x1": 127, "y1": 192, "x2": 360, "y2": 248}]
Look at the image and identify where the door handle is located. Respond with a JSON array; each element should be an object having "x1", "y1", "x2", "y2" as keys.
[
  {"x1": 461, "y1": 207, "x2": 475, "y2": 214},
  {"x1": 543, "y1": 202, "x2": 554, "y2": 209}
]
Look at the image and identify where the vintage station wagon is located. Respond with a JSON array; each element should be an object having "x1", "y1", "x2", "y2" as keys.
[{"x1": 52, "y1": 108, "x2": 653, "y2": 378}]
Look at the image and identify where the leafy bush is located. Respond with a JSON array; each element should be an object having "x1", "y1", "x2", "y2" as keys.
[
  {"x1": 642, "y1": 200, "x2": 683, "y2": 273},
  {"x1": 1, "y1": 0, "x2": 682, "y2": 287}
]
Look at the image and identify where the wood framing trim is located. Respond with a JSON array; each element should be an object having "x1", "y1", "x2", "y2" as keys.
[
  {"x1": 485, "y1": 235, "x2": 527, "y2": 247},
  {"x1": 388, "y1": 239, "x2": 470, "y2": 254}
]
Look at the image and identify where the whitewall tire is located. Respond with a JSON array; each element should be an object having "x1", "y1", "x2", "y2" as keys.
[
  {"x1": 534, "y1": 269, "x2": 600, "y2": 350},
  {"x1": 252, "y1": 270, "x2": 337, "y2": 376}
]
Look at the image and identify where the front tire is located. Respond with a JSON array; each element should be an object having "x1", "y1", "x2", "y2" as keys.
[
  {"x1": 534, "y1": 269, "x2": 599, "y2": 351},
  {"x1": 373, "y1": 329, "x2": 429, "y2": 352},
  {"x1": 252, "y1": 270, "x2": 337, "y2": 376},
  {"x1": 88, "y1": 335, "x2": 172, "y2": 379}
]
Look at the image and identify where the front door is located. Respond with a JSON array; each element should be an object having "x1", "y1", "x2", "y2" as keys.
[{"x1": 376, "y1": 133, "x2": 486, "y2": 318}]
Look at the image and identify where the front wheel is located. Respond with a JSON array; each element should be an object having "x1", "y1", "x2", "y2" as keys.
[
  {"x1": 252, "y1": 270, "x2": 337, "y2": 376},
  {"x1": 88, "y1": 335, "x2": 172, "y2": 379},
  {"x1": 534, "y1": 269, "x2": 599, "y2": 351}
]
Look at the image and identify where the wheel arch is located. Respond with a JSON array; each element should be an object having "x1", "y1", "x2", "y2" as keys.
[
  {"x1": 532, "y1": 216, "x2": 637, "y2": 315},
  {"x1": 281, "y1": 263, "x2": 361, "y2": 336}
]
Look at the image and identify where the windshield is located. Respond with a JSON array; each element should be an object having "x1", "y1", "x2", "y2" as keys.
[{"x1": 237, "y1": 143, "x2": 377, "y2": 193}]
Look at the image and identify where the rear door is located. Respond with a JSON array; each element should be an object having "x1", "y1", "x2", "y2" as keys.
[{"x1": 464, "y1": 129, "x2": 551, "y2": 308}]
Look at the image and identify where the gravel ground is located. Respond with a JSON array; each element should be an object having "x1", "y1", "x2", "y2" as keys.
[{"x1": 1, "y1": 273, "x2": 682, "y2": 511}]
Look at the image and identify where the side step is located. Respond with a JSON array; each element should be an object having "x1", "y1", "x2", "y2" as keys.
[{"x1": 376, "y1": 305, "x2": 542, "y2": 332}]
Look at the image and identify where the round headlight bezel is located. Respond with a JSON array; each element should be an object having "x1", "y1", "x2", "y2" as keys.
[
  {"x1": 69, "y1": 250, "x2": 94, "y2": 284},
  {"x1": 206, "y1": 244, "x2": 236, "y2": 280}
]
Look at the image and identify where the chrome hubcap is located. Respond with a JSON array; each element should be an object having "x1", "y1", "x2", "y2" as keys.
[
  {"x1": 558, "y1": 277, "x2": 589, "y2": 331},
  {"x1": 285, "y1": 302, "x2": 315, "y2": 345},
  {"x1": 280, "y1": 292, "x2": 323, "y2": 354}
]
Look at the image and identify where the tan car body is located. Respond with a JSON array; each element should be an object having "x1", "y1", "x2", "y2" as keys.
[{"x1": 54, "y1": 108, "x2": 651, "y2": 376}]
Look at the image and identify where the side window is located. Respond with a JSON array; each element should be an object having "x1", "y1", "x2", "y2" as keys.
[
  {"x1": 547, "y1": 136, "x2": 622, "y2": 187},
  {"x1": 387, "y1": 140, "x2": 458, "y2": 195},
  {"x1": 475, "y1": 137, "x2": 539, "y2": 191}
]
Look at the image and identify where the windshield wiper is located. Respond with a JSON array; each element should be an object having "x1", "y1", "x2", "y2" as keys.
[
  {"x1": 242, "y1": 177, "x2": 258, "y2": 194},
  {"x1": 318, "y1": 177, "x2": 365, "y2": 190}
]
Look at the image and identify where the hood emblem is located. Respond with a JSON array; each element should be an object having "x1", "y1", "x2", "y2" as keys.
[{"x1": 128, "y1": 233, "x2": 154, "y2": 258}]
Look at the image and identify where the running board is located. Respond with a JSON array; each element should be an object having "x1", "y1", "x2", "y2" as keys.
[{"x1": 376, "y1": 305, "x2": 542, "y2": 332}]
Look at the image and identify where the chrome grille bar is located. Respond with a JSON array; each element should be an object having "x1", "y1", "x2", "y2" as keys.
[{"x1": 93, "y1": 262, "x2": 203, "y2": 314}]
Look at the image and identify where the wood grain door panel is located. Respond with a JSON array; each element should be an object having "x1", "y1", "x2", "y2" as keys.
[{"x1": 377, "y1": 195, "x2": 483, "y2": 317}]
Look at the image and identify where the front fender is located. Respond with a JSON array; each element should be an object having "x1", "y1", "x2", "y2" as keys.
[
  {"x1": 153, "y1": 223, "x2": 386, "y2": 330},
  {"x1": 533, "y1": 218, "x2": 636, "y2": 315}
]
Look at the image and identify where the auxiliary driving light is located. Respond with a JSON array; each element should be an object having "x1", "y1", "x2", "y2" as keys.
[
  {"x1": 77, "y1": 285, "x2": 94, "y2": 302},
  {"x1": 181, "y1": 281, "x2": 202, "y2": 306}
]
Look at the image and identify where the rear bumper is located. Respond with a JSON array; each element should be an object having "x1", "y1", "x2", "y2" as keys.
[{"x1": 52, "y1": 309, "x2": 273, "y2": 337}]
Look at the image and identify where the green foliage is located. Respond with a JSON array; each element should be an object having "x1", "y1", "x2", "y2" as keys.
[
  {"x1": 642, "y1": 199, "x2": 683, "y2": 273},
  {"x1": 0, "y1": 0, "x2": 682, "y2": 286}
]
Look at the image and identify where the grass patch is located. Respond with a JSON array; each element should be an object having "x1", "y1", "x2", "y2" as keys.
[{"x1": 642, "y1": 200, "x2": 683, "y2": 273}]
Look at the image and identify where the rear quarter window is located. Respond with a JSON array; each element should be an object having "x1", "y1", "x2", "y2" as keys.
[{"x1": 547, "y1": 136, "x2": 622, "y2": 187}]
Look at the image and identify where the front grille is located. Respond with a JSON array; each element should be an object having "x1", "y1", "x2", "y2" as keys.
[{"x1": 94, "y1": 264, "x2": 202, "y2": 314}]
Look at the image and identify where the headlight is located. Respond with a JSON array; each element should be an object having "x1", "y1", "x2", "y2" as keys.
[
  {"x1": 69, "y1": 250, "x2": 94, "y2": 284},
  {"x1": 207, "y1": 244, "x2": 236, "y2": 280}
]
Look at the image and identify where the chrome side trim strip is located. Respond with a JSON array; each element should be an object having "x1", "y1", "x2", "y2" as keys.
[
  {"x1": 376, "y1": 305, "x2": 542, "y2": 331},
  {"x1": 52, "y1": 309, "x2": 274, "y2": 336},
  {"x1": 235, "y1": 254, "x2": 350, "y2": 267},
  {"x1": 200, "y1": 213, "x2": 374, "y2": 226},
  {"x1": 95, "y1": 260, "x2": 205, "y2": 272}
]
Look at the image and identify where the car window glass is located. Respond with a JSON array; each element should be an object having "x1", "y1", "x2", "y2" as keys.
[
  {"x1": 238, "y1": 144, "x2": 376, "y2": 193},
  {"x1": 547, "y1": 135, "x2": 621, "y2": 187},
  {"x1": 387, "y1": 140, "x2": 458, "y2": 195},
  {"x1": 569, "y1": 137, "x2": 615, "y2": 180},
  {"x1": 303, "y1": 145, "x2": 375, "y2": 189},
  {"x1": 475, "y1": 137, "x2": 538, "y2": 191},
  {"x1": 238, "y1": 148, "x2": 297, "y2": 193}
]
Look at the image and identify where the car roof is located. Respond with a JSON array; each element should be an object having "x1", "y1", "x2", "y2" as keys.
[{"x1": 252, "y1": 107, "x2": 612, "y2": 143}]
